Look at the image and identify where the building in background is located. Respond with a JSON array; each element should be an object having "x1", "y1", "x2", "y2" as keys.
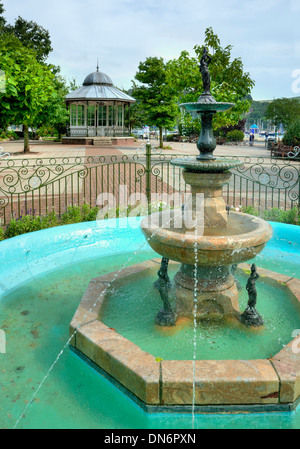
[{"x1": 63, "y1": 65, "x2": 135, "y2": 145}]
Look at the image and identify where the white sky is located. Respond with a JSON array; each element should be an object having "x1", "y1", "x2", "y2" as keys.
[{"x1": 3, "y1": 0, "x2": 300, "y2": 100}]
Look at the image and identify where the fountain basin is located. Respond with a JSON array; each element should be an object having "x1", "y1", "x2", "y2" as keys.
[
  {"x1": 70, "y1": 259, "x2": 300, "y2": 411},
  {"x1": 0, "y1": 219, "x2": 300, "y2": 428}
]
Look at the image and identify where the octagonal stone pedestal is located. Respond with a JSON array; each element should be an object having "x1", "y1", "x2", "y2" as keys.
[{"x1": 69, "y1": 260, "x2": 300, "y2": 413}]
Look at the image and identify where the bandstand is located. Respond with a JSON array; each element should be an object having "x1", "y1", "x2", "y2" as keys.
[{"x1": 63, "y1": 65, "x2": 136, "y2": 145}]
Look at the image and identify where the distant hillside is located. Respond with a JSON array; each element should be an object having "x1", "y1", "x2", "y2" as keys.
[
  {"x1": 255, "y1": 96, "x2": 300, "y2": 103},
  {"x1": 247, "y1": 100, "x2": 269, "y2": 121},
  {"x1": 246, "y1": 96, "x2": 300, "y2": 121}
]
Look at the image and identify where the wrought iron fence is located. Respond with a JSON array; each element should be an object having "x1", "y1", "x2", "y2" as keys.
[{"x1": 0, "y1": 149, "x2": 299, "y2": 226}]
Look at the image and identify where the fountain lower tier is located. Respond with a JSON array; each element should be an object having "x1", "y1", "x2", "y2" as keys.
[
  {"x1": 142, "y1": 210, "x2": 272, "y2": 318},
  {"x1": 141, "y1": 168, "x2": 273, "y2": 318}
]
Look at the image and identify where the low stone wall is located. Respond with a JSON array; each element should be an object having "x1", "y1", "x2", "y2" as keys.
[
  {"x1": 111, "y1": 137, "x2": 135, "y2": 145},
  {"x1": 62, "y1": 137, "x2": 94, "y2": 145},
  {"x1": 62, "y1": 136, "x2": 135, "y2": 145}
]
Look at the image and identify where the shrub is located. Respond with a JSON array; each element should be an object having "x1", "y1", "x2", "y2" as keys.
[
  {"x1": 242, "y1": 205, "x2": 299, "y2": 225},
  {"x1": 4, "y1": 216, "x2": 44, "y2": 239},
  {"x1": 36, "y1": 125, "x2": 57, "y2": 139},
  {"x1": 216, "y1": 118, "x2": 246, "y2": 137},
  {"x1": 241, "y1": 205, "x2": 260, "y2": 217},
  {"x1": 282, "y1": 119, "x2": 300, "y2": 147},
  {"x1": 226, "y1": 130, "x2": 244, "y2": 142},
  {"x1": 264, "y1": 207, "x2": 299, "y2": 225},
  {"x1": 166, "y1": 134, "x2": 176, "y2": 142},
  {"x1": 60, "y1": 204, "x2": 99, "y2": 224},
  {"x1": 61, "y1": 205, "x2": 83, "y2": 224},
  {"x1": 6, "y1": 130, "x2": 18, "y2": 140},
  {"x1": 2, "y1": 205, "x2": 99, "y2": 240},
  {"x1": 216, "y1": 136, "x2": 226, "y2": 145},
  {"x1": 0, "y1": 129, "x2": 19, "y2": 140}
]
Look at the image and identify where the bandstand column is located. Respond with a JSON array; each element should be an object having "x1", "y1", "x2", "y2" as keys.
[
  {"x1": 86, "y1": 101, "x2": 88, "y2": 137},
  {"x1": 96, "y1": 103, "x2": 98, "y2": 137}
]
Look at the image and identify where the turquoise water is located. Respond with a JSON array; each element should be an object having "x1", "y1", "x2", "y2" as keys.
[
  {"x1": 0, "y1": 219, "x2": 300, "y2": 429},
  {"x1": 0, "y1": 252, "x2": 153, "y2": 429},
  {"x1": 102, "y1": 266, "x2": 300, "y2": 361}
]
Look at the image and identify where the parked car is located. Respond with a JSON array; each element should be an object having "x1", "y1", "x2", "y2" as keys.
[{"x1": 132, "y1": 128, "x2": 150, "y2": 139}]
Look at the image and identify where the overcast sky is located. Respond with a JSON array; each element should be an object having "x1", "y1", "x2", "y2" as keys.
[{"x1": 3, "y1": 0, "x2": 300, "y2": 100}]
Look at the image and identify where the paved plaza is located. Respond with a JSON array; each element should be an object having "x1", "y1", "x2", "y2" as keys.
[
  {"x1": 0, "y1": 138, "x2": 272, "y2": 159},
  {"x1": 0, "y1": 139, "x2": 298, "y2": 226}
]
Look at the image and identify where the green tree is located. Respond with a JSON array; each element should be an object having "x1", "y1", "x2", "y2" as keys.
[
  {"x1": 165, "y1": 27, "x2": 255, "y2": 132},
  {"x1": 0, "y1": 3, "x2": 69, "y2": 143},
  {"x1": 124, "y1": 100, "x2": 147, "y2": 133},
  {"x1": 0, "y1": 1, "x2": 6, "y2": 32},
  {"x1": 68, "y1": 77, "x2": 81, "y2": 92},
  {"x1": 36, "y1": 69, "x2": 70, "y2": 140},
  {"x1": 265, "y1": 97, "x2": 300, "y2": 129},
  {"x1": 5, "y1": 16, "x2": 52, "y2": 63},
  {"x1": 132, "y1": 57, "x2": 179, "y2": 148},
  {"x1": 282, "y1": 118, "x2": 300, "y2": 147},
  {"x1": 0, "y1": 34, "x2": 57, "y2": 152}
]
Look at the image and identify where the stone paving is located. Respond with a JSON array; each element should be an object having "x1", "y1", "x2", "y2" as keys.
[{"x1": 0, "y1": 138, "x2": 272, "y2": 159}]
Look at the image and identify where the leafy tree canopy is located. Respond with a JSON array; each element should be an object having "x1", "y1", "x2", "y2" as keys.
[
  {"x1": 0, "y1": 2, "x2": 52, "y2": 62},
  {"x1": 132, "y1": 56, "x2": 179, "y2": 147},
  {"x1": 4, "y1": 13, "x2": 52, "y2": 63},
  {"x1": 124, "y1": 100, "x2": 147, "y2": 132},
  {"x1": 0, "y1": 34, "x2": 57, "y2": 151},
  {"x1": 0, "y1": 1, "x2": 6, "y2": 31},
  {"x1": 36, "y1": 68, "x2": 70, "y2": 139},
  {"x1": 0, "y1": 2, "x2": 71, "y2": 144},
  {"x1": 68, "y1": 77, "x2": 81, "y2": 92},
  {"x1": 265, "y1": 97, "x2": 300, "y2": 128},
  {"x1": 282, "y1": 118, "x2": 300, "y2": 146},
  {"x1": 165, "y1": 27, "x2": 255, "y2": 130}
]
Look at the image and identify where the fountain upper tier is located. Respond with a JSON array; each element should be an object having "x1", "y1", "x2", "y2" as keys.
[
  {"x1": 181, "y1": 92, "x2": 234, "y2": 113},
  {"x1": 180, "y1": 93, "x2": 235, "y2": 161}
]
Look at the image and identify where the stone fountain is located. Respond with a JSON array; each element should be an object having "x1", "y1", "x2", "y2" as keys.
[
  {"x1": 69, "y1": 48, "x2": 300, "y2": 412},
  {"x1": 141, "y1": 47, "x2": 273, "y2": 322}
]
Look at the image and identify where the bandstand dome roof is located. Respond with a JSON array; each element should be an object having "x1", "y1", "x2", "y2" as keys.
[
  {"x1": 83, "y1": 70, "x2": 113, "y2": 86},
  {"x1": 65, "y1": 67, "x2": 136, "y2": 103}
]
